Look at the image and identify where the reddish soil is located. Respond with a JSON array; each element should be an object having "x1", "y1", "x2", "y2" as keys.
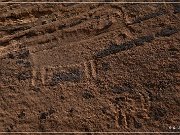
[{"x1": 0, "y1": 0, "x2": 180, "y2": 133}]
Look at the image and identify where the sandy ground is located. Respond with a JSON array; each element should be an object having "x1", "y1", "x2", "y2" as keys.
[{"x1": 0, "y1": 0, "x2": 180, "y2": 132}]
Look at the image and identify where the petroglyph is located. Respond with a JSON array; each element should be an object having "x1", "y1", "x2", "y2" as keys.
[
  {"x1": 1, "y1": 3, "x2": 179, "y2": 132},
  {"x1": 113, "y1": 93, "x2": 150, "y2": 129},
  {"x1": 30, "y1": 62, "x2": 91, "y2": 86}
]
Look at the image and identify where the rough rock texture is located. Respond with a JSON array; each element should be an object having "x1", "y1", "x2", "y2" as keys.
[{"x1": 0, "y1": 0, "x2": 180, "y2": 132}]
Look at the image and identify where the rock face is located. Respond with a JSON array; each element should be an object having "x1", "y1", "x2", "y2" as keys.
[{"x1": 0, "y1": 0, "x2": 180, "y2": 132}]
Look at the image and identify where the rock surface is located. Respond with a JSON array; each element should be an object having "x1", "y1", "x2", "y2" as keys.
[{"x1": 0, "y1": 0, "x2": 180, "y2": 132}]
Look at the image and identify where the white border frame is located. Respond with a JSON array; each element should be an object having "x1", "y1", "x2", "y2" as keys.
[
  {"x1": 0, "y1": 1, "x2": 180, "y2": 3},
  {"x1": 0, "y1": 132, "x2": 180, "y2": 134}
]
